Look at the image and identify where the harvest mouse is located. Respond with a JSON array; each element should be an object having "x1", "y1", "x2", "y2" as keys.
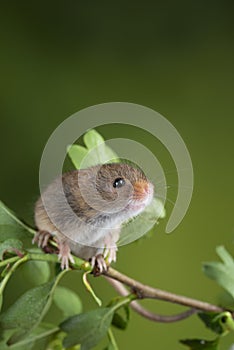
[{"x1": 34, "y1": 163, "x2": 154, "y2": 271}]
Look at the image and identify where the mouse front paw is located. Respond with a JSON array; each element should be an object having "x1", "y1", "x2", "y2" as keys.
[
  {"x1": 58, "y1": 240, "x2": 75, "y2": 270},
  {"x1": 90, "y1": 254, "x2": 108, "y2": 274},
  {"x1": 33, "y1": 230, "x2": 52, "y2": 248},
  {"x1": 103, "y1": 246, "x2": 117, "y2": 264}
]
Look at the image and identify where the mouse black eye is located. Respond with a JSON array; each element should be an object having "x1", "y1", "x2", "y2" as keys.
[{"x1": 113, "y1": 178, "x2": 125, "y2": 188}]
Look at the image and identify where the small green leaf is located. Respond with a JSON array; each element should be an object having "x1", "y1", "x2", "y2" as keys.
[
  {"x1": 0, "y1": 201, "x2": 34, "y2": 232},
  {"x1": 180, "y1": 338, "x2": 219, "y2": 350},
  {"x1": 111, "y1": 305, "x2": 130, "y2": 330},
  {"x1": 20, "y1": 258, "x2": 51, "y2": 285},
  {"x1": 53, "y1": 286, "x2": 82, "y2": 319},
  {"x1": 84, "y1": 129, "x2": 118, "y2": 164},
  {"x1": 198, "y1": 312, "x2": 234, "y2": 335},
  {"x1": 0, "y1": 201, "x2": 35, "y2": 246},
  {"x1": 68, "y1": 130, "x2": 119, "y2": 170},
  {"x1": 60, "y1": 307, "x2": 114, "y2": 349},
  {"x1": 119, "y1": 197, "x2": 165, "y2": 245},
  {"x1": 203, "y1": 246, "x2": 234, "y2": 298},
  {"x1": 0, "y1": 239, "x2": 24, "y2": 260},
  {"x1": 0, "y1": 323, "x2": 59, "y2": 350},
  {"x1": 83, "y1": 129, "x2": 105, "y2": 149},
  {"x1": 67, "y1": 145, "x2": 89, "y2": 169}
]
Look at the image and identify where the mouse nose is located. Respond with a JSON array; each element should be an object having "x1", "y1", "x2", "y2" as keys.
[
  {"x1": 142, "y1": 183, "x2": 150, "y2": 194},
  {"x1": 134, "y1": 181, "x2": 154, "y2": 200}
]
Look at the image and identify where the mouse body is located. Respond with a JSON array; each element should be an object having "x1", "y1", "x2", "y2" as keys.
[{"x1": 34, "y1": 163, "x2": 154, "y2": 271}]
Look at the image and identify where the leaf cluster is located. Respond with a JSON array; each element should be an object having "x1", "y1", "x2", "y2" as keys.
[{"x1": 0, "y1": 130, "x2": 234, "y2": 349}]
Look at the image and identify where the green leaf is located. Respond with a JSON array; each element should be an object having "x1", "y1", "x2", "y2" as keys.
[
  {"x1": 83, "y1": 129, "x2": 105, "y2": 149},
  {"x1": 0, "y1": 201, "x2": 34, "y2": 233},
  {"x1": 20, "y1": 256, "x2": 51, "y2": 286},
  {"x1": 0, "y1": 323, "x2": 60, "y2": 350},
  {"x1": 217, "y1": 290, "x2": 234, "y2": 309},
  {"x1": 0, "y1": 282, "x2": 53, "y2": 343},
  {"x1": 17, "y1": 323, "x2": 60, "y2": 350},
  {"x1": 68, "y1": 144, "x2": 98, "y2": 169},
  {"x1": 180, "y1": 338, "x2": 219, "y2": 350},
  {"x1": 84, "y1": 130, "x2": 118, "y2": 164},
  {"x1": 198, "y1": 312, "x2": 234, "y2": 335},
  {"x1": 0, "y1": 270, "x2": 67, "y2": 345},
  {"x1": 60, "y1": 307, "x2": 114, "y2": 349},
  {"x1": 203, "y1": 246, "x2": 234, "y2": 298},
  {"x1": 0, "y1": 239, "x2": 24, "y2": 260},
  {"x1": 67, "y1": 145, "x2": 89, "y2": 170},
  {"x1": 53, "y1": 286, "x2": 82, "y2": 319},
  {"x1": 119, "y1": 197, "x2": 166, "y2": 245},
  {"x1": 0, "y1": 201, "x2": 35, "y2": 246},
  {"x1": 111, "y1": 305, "x2": 130, "y2": 330},
  {"x1": 68, "y1": 129, "x2": 119, "y2": 170}
]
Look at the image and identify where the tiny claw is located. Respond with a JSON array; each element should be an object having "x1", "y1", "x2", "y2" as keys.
[
  {"x1": 58, "y1": 241, "x2": 74, "y2": 270},
  {"x1": 103, "y1": 246, "x2": 117, "y2": 264},
  {"x1": 90, "y1": 254, "x2": 108, "y2": 276},
  {"x1": 33, "y1": 230, "x2": 52, "y2": 248},
  {"x1": 59, "y1": 254, "x2": 69, "y2": 270}
]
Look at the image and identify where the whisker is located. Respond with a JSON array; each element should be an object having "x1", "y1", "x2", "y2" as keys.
[
  {"x1": 155, "y1": 183, "x2": 193, "y2": 190},
  {"x1": 155, "y1": 194, "x2": 177, "y2": 207}
]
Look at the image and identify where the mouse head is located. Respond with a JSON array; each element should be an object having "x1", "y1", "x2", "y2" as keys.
[{"x1": 95, "y1": 163, "x2": 154, "y2": 219}]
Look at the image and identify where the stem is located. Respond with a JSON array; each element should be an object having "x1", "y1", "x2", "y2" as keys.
[
  {"x1": 105, "y1": 267, "x2": 224, "y2": 313},
  {"x1": 0, "y1": 255, "x2": 28, "y2": 296},
  {"x1": 106, "y1": 295, "x2": 134, "y2": 350},
  {"x1": 1, "y1": 249, "x2": 227, "y2": 322},
  {"x1": 110, "y1": 294, "x2": 136, "y2": 314},
  {"x1": 105, "y1": 277, "x2": 197, "y2": 322},
  {"x1": 108, "y1": 328, "x2": 119, "y2": 350},
  {"x1": 129, "y1": 302, "x2": 197, "y2": 322},
  {"x1": 82, "y1": 271, "x2": 102, "y2": 306},
  {"x1": 27, "y1": 252, "x2": 60, "y2": 263},
  {"x1": 0, "y1": 256, "x2": 20, "y2": 268},
  {"x1": 1, "y1": 204, "x2": 35, "y2": 236},
  {"x1": 9, "y1": 327, "x2": 60, "y2": 348}
]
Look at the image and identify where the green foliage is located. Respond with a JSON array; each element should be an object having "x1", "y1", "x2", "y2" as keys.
[
  {"x1": 203, "y1": 246, "x2": 234, "y2": 299},
  {"x1": 198, "y1": 312, "x2": 234, "y2": 335},
  {"x1": 0, "y1": 239, "x2": 24, "y2": 260},
  {"x1": 0, "y1": 271, "x2": 67, "y2": 345},
  {"x1": 53, "y1": 286, "x2": 82, "y2": 319},
  {"x1": 20, "y1": 254, "x2": 51, "y2": 286},
  {"x1": 0, "y1": 281, "x2": 54, "y2": 344},
  {"x1": 181, "y1": 246, "x2": 234, "y2": 349},
  {"x1": 60, "y1": 294, "x2": 132, "y2": 350},
  {"x1": 107, "y1": 298, "x2": 130, "y2": 330},
  {"x1": 0, "y1": 201, "x2": 34, "y2": 246},
  {"x1": 60, "y1": 308, "x2": 114, "y2": 349},
  {"x1": 119, "y1": 197, "x2": 165, "y2": 245},
  {"x1": 0, "y1": 129, "x2": 234, "y2": 349},
  {"x1": 67, "y1": 129, "x2": 118, "y2": 169},
  {"x1": 111, "y1": 305, "x2": 130, "y2": 330}
]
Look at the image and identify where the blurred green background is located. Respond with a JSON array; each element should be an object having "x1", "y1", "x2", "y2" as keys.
[{"x1": 1, "y1": 1, "x2": 234, "y2": 349}]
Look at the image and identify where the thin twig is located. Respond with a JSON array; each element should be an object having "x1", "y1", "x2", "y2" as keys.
[
  {"x1": 30, "y1": 238, "x2": 225, "y2": 315},
  {"x1": 105, "y1": 277, "x2": 197, "y2": 322},
  {"x1": 104, "y1": 267, "x2": 224, "y2": 314},
  {"x1": 1, "y1": 250, "x2": 227, "y2": 323}
]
